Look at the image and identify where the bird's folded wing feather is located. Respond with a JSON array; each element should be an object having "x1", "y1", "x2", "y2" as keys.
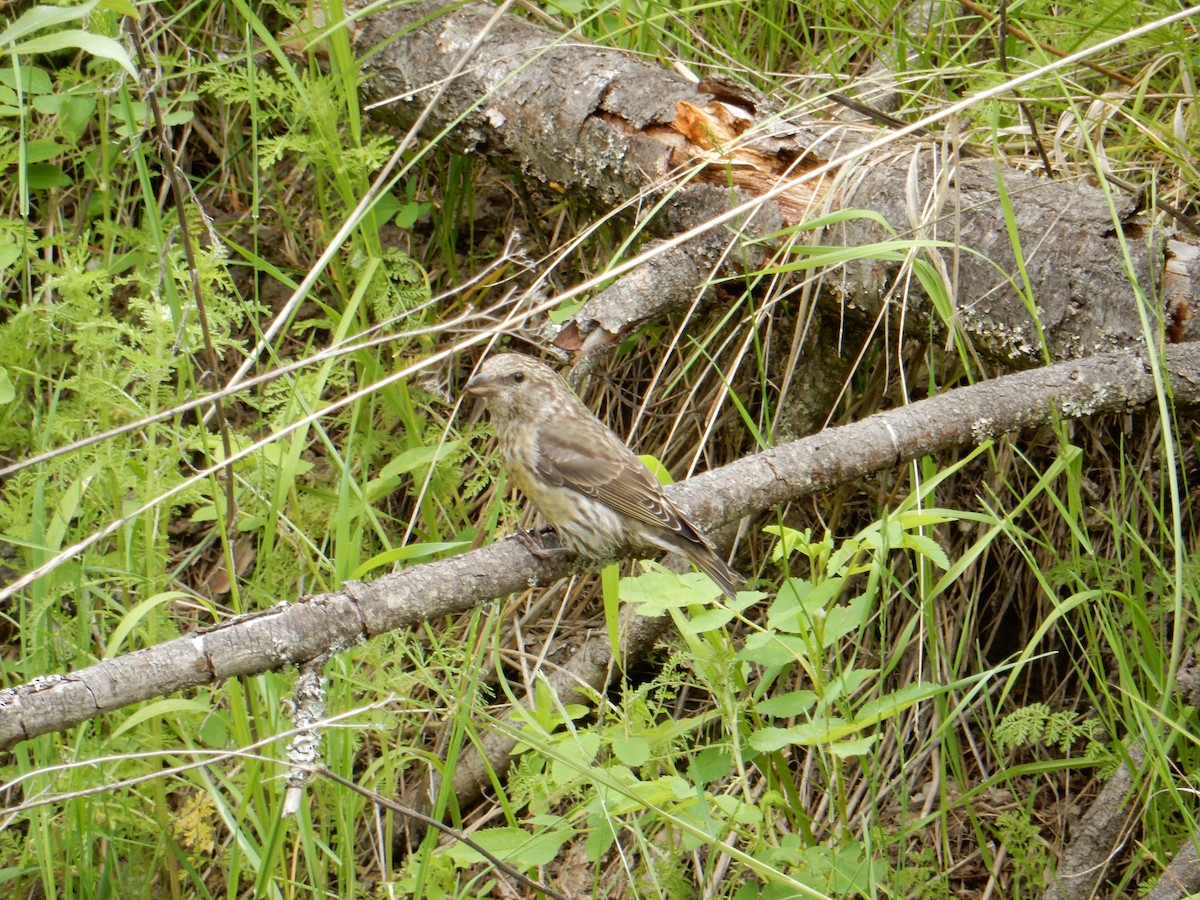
[{"x1": 534, "y1": 422, "x2": 690, "y2": 534}]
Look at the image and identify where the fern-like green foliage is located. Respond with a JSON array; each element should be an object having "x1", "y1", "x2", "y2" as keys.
[
  {"x1": 994, "y1": 809, "x2": 1051, "y2": 893},
  {"x1": 0, "y1": 229, "x2": 256, "y2": 533},
  {"x1": 995, "y1": 702, "x2": 1100, "y2": 755},
  {"x1": 366, "y1": 248, "x2": 429, "y2": 323}
]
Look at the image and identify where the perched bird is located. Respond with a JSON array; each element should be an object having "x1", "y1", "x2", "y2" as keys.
[{"x1": 465, "y1": 352, "x2": 743, "y2": 599}]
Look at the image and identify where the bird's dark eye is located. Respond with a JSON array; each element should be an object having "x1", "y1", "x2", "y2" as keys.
[{"x1": 511, "y1": 372, "x2": 525, "y2": 384}]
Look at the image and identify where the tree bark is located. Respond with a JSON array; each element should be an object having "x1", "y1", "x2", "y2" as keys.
[
  {"x1": 1047, "y1": 742, "x2": 1144, "y2": 900},
  {"x1": 349, "y1": 1, "x2": 1198, "y2": 364}
]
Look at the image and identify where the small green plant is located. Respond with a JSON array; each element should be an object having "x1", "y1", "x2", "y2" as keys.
[
  {"x1": 892, "y1": 846, "x2": 953, "y2": 899},
  {"x1": 994, "y1": 809, "x2": 1051, "y2": 896},
  {"x1": 739, "y1": 516, "x2": 951, "y2": 758},
  {"x1": 610, "y1": 505, "x2": 977, "y2": 896},
  {"x1": 995, "y1": 703, "x2": 1102, "y2": 756}
]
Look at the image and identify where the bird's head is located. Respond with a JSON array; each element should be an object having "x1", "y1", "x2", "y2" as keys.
[{"x1": 464, "y1": 353, "x2": 565, "y2": 425}]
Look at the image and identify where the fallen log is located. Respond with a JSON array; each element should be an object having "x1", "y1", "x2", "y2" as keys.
[{"x1": 348, "y1": 1, "x2": 1199, "y2": 363}]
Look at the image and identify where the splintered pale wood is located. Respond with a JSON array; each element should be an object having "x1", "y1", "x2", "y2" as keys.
[{"x1": 348, "y1": 1, "x2": 1197, "y2": 363}]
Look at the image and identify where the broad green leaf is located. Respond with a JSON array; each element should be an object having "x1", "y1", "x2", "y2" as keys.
[
  {"x1": 612, "y1": 735, "x2": 651, "y2": 767},
  {"x1": 678, "y1": 606, "x2": 734, "y2": 633},
  {"x1": 712, "y1": 794, "x2": 763, "y2": 825},
  {"x1": 896, "y1": 510, "x2": 956, "y2": 528},
  {"x1": 444, "y1": 826, "x2": 570, "y2": 868},
  {"x1": 903, "y1": 532, "x2": 951, "y2": 569},
  {"x1": 688, "y1": 746, "x2": 731, "y2": 787},
  {"x1": 549, "y1": 296, "x2": 585, "y2": 324},
  {"x1": 110, "y1": 698, "x2": 211, "y2": 740},
  {"x1": 350, "y1": 541, "x2": 469, "y2": 579},
  {"x1": 113, "y1": 100, "x2": 148, "y2": 136},
  {"x1": 737, "y1": 631, "x2": 809, "y2": 667},
  {"x1": 22, "y1": 138, "x2": 64, "y2": 163},
  {"x1": 99, "y1": 0, "x2": 139, "y2": 16},
  {"x1": 823, "y1": 667, "x2": 877, "y2": 705},
  {"x1": 638, "y1": 453, "x2": 673, "y2": 485},
  {"x1": 369, "y1": 191, "x2": 400, "y2": 225},
  {"x1": 25, "y1": 163, "x2": 70, "y2": 189},
  {"x1": 31, "y1": 93, "x2": 65, "y2": 113},
  {"x1": 106, "y1": 591, "x2": 191, "y2": 657},
  {"x1": 749, "y1": 718, "x2": 851, "y2": 751},
  {"x1": 252, "y1": 441, "x2": 306, "y2": 469},
  {"x1": 621, "y1": 566, "x2": 719, "y2": 615},
  {"x1": 376, "y1": 439, "x2": 461, "y2": 481},
  {"x1": 766, "y1": 576, "x2": 846, "y2": 633},
  {"x1": 801, "y1": 576, "x2": 845, "y2": 615},
  {"x1": 0, "y1": 66, "x2": 52, "y2": 93},
  {"x1": 763, "y1": 581, "x2": 805, "y2": 629},
  {"x1": 829, "y1": 736, "x2": 878, "y2": 758},
  {"x1": 547, "y1": 731, "x2": 601, "y2": 782},
  {"x1": 13, "y1": 31, "x2": 136, "y2": 78},
  {"x1": 57, "y1": 93, "x2": 97, "y2": 140},
  {"x1": 820, "y1": 593, "x2": 873, "y2": 646},
  {"x1": 161, "y1": 108, "x2": 194, "y2": 127},
  {"x1": 199, "y1": 713, "x2": 229, "y2": 747},
  {"x1": 0, "y1": 2, "x2": 101, "y2": 47},
  {"x1": 756, "y1": 690, "x2": 817, "y2": 718},
  {"x1": 394, "y1": 200, "x2": 432, "y2": 228}
]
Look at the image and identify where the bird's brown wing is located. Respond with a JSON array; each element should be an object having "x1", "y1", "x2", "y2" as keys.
[{"x1": 533, "y1": 418, "x2": 693, "y2": 534}]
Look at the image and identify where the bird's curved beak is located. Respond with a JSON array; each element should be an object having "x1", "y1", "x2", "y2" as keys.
[{"x1": 464, "y1": 373, "x2": 497, "y2": 397}]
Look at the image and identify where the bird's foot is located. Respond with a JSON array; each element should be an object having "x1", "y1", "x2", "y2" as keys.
[{"x1": 516, "y1": 526, "x2": 565, "y2": 559}]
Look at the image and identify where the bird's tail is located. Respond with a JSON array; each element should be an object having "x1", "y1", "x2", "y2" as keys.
[{"x1": 687, "y1": 545, "x2": 744, "y2": 600}]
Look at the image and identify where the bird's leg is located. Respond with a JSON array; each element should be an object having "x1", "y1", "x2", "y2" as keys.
[{"x1": 516, "y1": 525, "x2": 566, "y2": 559}]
